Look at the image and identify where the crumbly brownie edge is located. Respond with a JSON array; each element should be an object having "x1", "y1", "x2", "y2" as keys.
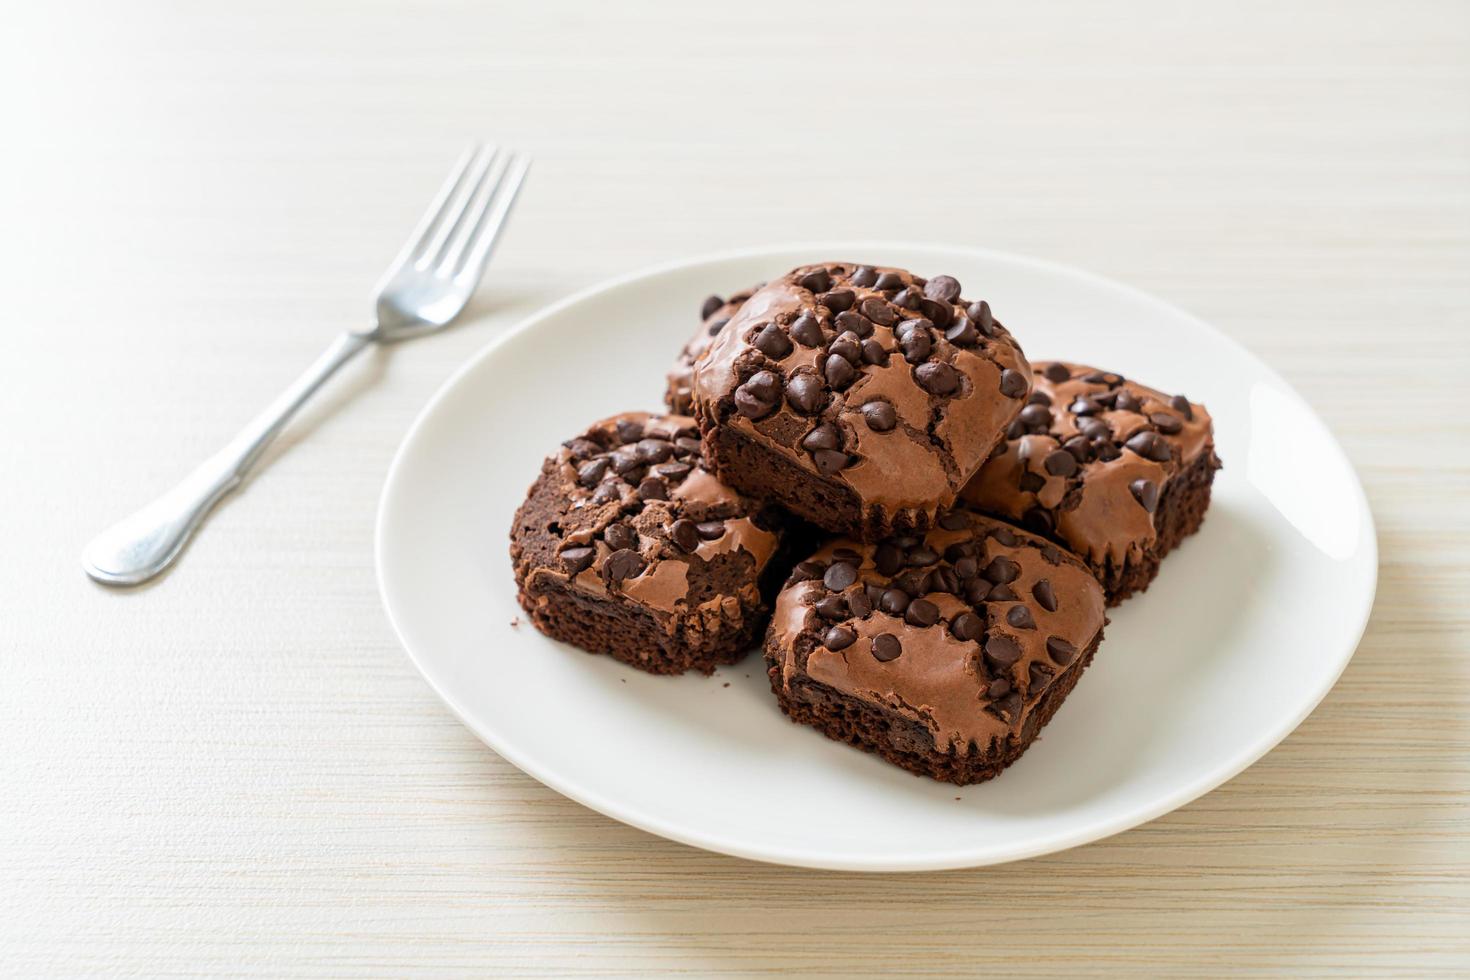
[{"x1": 765, "y1": 626, "x2": 1104, "y2": 785}]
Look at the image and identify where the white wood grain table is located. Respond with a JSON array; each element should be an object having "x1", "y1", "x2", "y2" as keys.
[{"x1": 3, "y1": 1, "x2": 1467, "y2": 975}]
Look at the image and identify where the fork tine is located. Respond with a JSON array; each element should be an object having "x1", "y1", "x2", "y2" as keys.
[
  {"x1": 436, "y1": 150, "x2": 512, "y2": 275},
  {"x1": 413, "y1": 145, "x2": 499, "y2": 271},
  {"x1": 453, "y1": 153, "x2": 530, "y2": 285},
  {"x1": 379, "y1": 144, "x2": 486, "y2": 283}
]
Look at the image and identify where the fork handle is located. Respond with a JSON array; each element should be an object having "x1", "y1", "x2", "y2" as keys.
[{"x1": 82, "y1": 330, "x2": 374, "y2": 586}]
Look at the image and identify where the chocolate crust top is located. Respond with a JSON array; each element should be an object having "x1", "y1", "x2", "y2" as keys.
[
  {"x1": 512, "y1": 412, "x2": 781, "y2": 626},
  {"x1": 665, "y1": 287, "x2": 758, "y2": 414},
  {"x1": 767, "y1": 509, "x2": 1106, "y2": 753},
  {"x1": 961, "y1": 362, "x2": 1221, "y2": 567},
  {"x1": 691, "y1": 262, "x2": 1031, "y2": 518}
]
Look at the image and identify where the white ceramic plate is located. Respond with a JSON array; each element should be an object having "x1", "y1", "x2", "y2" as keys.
[{"x1": 376, "y1": 244, "x2": 1377, "y2": 872}]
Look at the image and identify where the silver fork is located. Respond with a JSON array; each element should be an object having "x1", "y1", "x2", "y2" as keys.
[{"x1": 82, "y1": 144, "x2": 530, "y2": 587}]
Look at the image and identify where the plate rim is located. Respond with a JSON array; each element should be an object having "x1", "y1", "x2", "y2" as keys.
[{"x1": 375, "y1": 240, "x2": 1379, "y2": 872}]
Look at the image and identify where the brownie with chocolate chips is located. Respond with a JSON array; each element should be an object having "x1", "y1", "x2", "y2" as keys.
[
  {"x1": 665, "y1": 287, "x2": 759, "y2": 415},
  {"x1": 511, "y1": 412, "x2": 790, "y2": 674},
  {"x1": 961, "y1": 361, "x2": 1222, "y2": 605},
  {"x1": 765, "y1": 509, "x2": 1107, "y2": 785},
  {"x1": 689, "y1": 262, "x2": 1032, "y2": 541}
]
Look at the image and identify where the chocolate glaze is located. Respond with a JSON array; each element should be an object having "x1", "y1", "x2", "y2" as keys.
[
  {"x1": 960, "y1": 362, "x2": 1220, "y2": 568},
  {"x1": 767, "y1": 511, "x2": 1105, "y2": 753},
  {"x1": 522, "y1": 412, "x2": 780, "y2": 634},
  {"x1": 691, "y1": 263, "x2": 1030, "y2": 525}
]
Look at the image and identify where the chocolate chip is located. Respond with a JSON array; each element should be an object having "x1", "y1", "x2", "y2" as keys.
[
  {"x1": 892, "y1": 287, "x2": 924, "y2": 311},
  {"x1": 858, "y1": 296, "x2": 898, "y2": 326},
  {"x1": 1018, "y1": 404, "x2": 1052, "y2": 429},
  {"x1": 834, "y1": 310, "x2": 872, "y2": 337},
  {"x1": 1043, "y1": 449, "x2": 1078, "y2": 477},
  {"x1": 1075, "y1": 416, "x2": 1110, "y2": 439},
  {"x1": 999, "y1": 368, "x2": 1028, "y2": 398},
  {"x1": 938, "y1": 510, "x2": 970, "y2": 531},
  {"x1": 1032, "y1": 579, "x2": 1057, "y2": 612},
  {"x1": 1022, "y1": 508, "x2": 1054, "y2": 536},
  {"x1": 814, "y1": 594, "x2": 848, "y2": 620},
  {"x1": 832, "y1": 547, "x2": 864, "y2": 563},
  {"x1": 1019, "y1": 471, "x2": 1046, "y2": 493},
  {"x1": 799, "y1": 268, "x2": 832, "y2": 293},
  {"x1": 812, "y1": 449, "x2": 849, "y2": 475},
  {"x1": 1114, "y1": 390, "x2": 1141, "y2": 414},
  {"x1": 874, "y1": 543, "x2": 903, "y2": 576},
  {"x1": 968, "y1": 300, "x2": 996, "y2": 337},
  {"x1": 784, "y1": 373, "x2": 825, "y2": 415},
  {"x1": 905, "y1": 598, "x2": 940, "y2": 627},
  {"x1": 637, "y1": 477, "x2": 668, "y2": 500},
  {"x1": 615, "y1": 419, "x2": 644, "y2": 443},
  {"x1": 819, "y1": 353, "x2": 853, "y2": 389},
  {"x1": 700, "y1": 295, "x2": 724, "y2": 320},
  {"x1": 670, "y1": 519, "x2": 700, "y2": 552},
  {"x1": 862, "y1": 400, "x2": 897, "y2": 432},
  {"x1": 907, "y1": 546, "x2": 940, "y2": 567},
  {"x1": 752, "y1": 322, "x2": 793, "y2": 359},
  {"x1": 988, "y1": 583, "x2": 1018, "y2": 602},
  {"x1": 879, "y1": 588, "x2": 910, "y2": 616},
  {"x1": 1097, "y1": 442, "x2": 1123, "y2": 462},
  {"x1": 695, "y1": 521, "x2": 725, "y2": 540},
  {"x1": 823, "y1": 561, "x2": 859, "y2": 591},
  {"x1": 860, "y1": 338, "x2": 889, "y2": 365},
  {"x1": 993, "y1": 691, "x2": 1022, "y2": 721},
  {"x1": 791, "y1": 560, "x2": 825, "y2": 582},
  {"x1": 1150, "y1": 412, "x2": 1183, "y2": 435},
  {"x1": 860, "y1": 632, "x2": 900, "y2": 662},
  {"x1": 1070, "y1": 396, "x2": 1100, "y2": 416},
  {"x1": 929, "y1": 566, "x2": 959, "y2": 594},
  {"x1": 962, "y1": 578, "x2": 989, "y2": 604},
  {"x1": 563, "y1": 437, "x2": 601, "y2": 460},
  {"x1": 849, "y1": 265, "x2": 877, "y2": 288},
  {"x1": 953, "y1": 557, "x2": 978, "y2": 581},
  {"x1": 847, "y1": 589, "x2": 874, "y2": 618},
  {"x1": 1130, "y1": 478, "x2": 1160, "y2": 513},
  {"x1": 987, "y1": 677, "x2": 1012, "y2": 699},
  {"x1": 674, "y1": 436, "x2": 702, "y2": 456},
  {"x1": 917, "y1": 298, "x2": 953, "y2": 328},
  {"x1": 916, "y1": 361, "x2": 960, "y2": 396},
  {"x1": 734, "y1": 370, "x2": 781, "y2": 419},
  {"x1": 943, "y1": 318, "x2": 979, "y2": 347},
  {"x1": 1006, "y1": 605, "x2": 1036, "y2": 630},
  {"x1": 828, "y1": 332, "x2": 862, "y2": 364},
  {"x1": 1028, "y1": 391, "x2": 1052, "y2": 407},
  {"x1": 1045, "y1": 636, "x2": 1076, "y2": 665},
  {"x1": 873, "y1": 271, "x2": 903, "y2": 291},
  {"x1": 559, "y1": 546, "x2": 595, "y2": 573},
  {"x1": 1125, "y1": 430, "x2": 1172, "y2": 462},
  {"x1": 590, "y1": 482, "x2": 621, "y2": 505},
  {"x1": 983, "y1": 556, "x2": 1020, "y2": 584},
  {"x1": 822, "y1": 625, "x2": 856, "y2": 650},
  {"x1": 1170, "y1": 394, "x2": 1194, "y2": 420},
  {"x1": 604, "y1": 549, "x2": 646, "y2": 582},
  {"x1": 1029, "y1": 663, "x2": 1054, "y2": 693},
  {"x1": 604, "y1": 522, "x2": 638, "y2": 550},
  {"x1": 801, "y1": 423, "x2": 841, "y2": 452},
  {"x1": 991, "y1": 527, "x2": 1018, "y2": 547},
  {"x1": 817, "y1": 289, "x2": 855, "y2": 313},
  {"x1": 923, "y1": 275, "x2": 962, "y2": 303},
  {"x1": 864, "y1": 583, "x2": 885, "y2": 605},
  {"x1": 577, "y1": 458, "x2": 610, "y2": 487},
  {"x1": 707, "y1": 317, "x2": 729, "y2": 336},
  {"x1": 901, "y1": 328, "x2": 934, "y2": 365},
  {"x1": 653, "y1": 461, "x2": 691, "y2": 481},
  {"x1": 951, "y1": 612, "x2": 984, "y2": 641},
  {"x1": 984, "y1": 634, "x2": 1022, "y2": 669},
  {"x1": 635, "y1": 438, "x2": 673, "y2": 464},
  {"x1": 789, "y1": 313, "x2": 825, "y2": 348},
  {"x1": 1042, "y1": 363, "x2": 1071, "y2": 384}
]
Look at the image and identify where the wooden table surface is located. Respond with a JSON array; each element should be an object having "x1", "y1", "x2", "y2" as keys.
[{"x1": 4, "y1": 1, "x2": 1468, "y2": 975}]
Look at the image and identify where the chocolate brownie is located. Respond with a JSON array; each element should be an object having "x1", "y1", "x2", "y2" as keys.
[
  {"x1": 690, "y1": 262, "x2": 1031, "y2": 540},
  {"x1": 665, "y1": 287, "x2": 758, "y2": 414},
  {"x1": 961, "y1": 362, "x2": 1222, "y2": 605},
  {"x1": 765, "y1": 509, "x2": 1106, "y2": 785},
  {"x1": 511, "y1": 412, "x2": 788, "y2": 675}
]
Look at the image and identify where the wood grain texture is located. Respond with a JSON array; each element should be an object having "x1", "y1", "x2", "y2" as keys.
[{"x1": 2, "y1": 0, "x2": 1467, "y2": 975}]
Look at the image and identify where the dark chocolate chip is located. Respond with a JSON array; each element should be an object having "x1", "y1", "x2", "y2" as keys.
[
  {"x1": 832, "y1": 547, "x2": 863, "y2": 563},
  {"x1": 873, "y1": 271, "x2": 903, "y2": 291},
  {"x1": 824, "y1": 353, "x2": 857, "y2": 389},
  {"x1": 615, "y1": 419, "x2": 644, "y2": 443},
  {"x1": 785, "y1": 373, "x2": 825, "y2": 415},
  {"x1": 1150, "y1": 412, "x2": 1183, "y2": 435},
  {"x1": 1042, "y1": 363, "x2": 1071, "y2": 384},
  {"x1": 929, "y1": 566, "x2": 959, "y2": 594},
  {"x1": 1019, "y1": 404, "x2": 1052, "y2": 429},
  {"x1": 860, "y1": 338, "x2": 889, "y2": 366},
  {"x1": 1019, "y1": 471, "x2": 1046, "y2": 493},
  {"x1": 983, "y1": 555, "x2": 1020, "y2": 584},
  {"x1": 1029, "y1": 663, "x2": 1054, "y2": 693},
  {"x1": 918, "y1": 297, "x2": 953, "y2": 328},
  {"x1": 752, "y1": 322, "x2": 793, "y2": 359},
  {"x1": 1022, "y1": 507, "x2": 1054, "y2": 536},
  {"x1": 879, "y1": 588, "x2": 910, "y2": 616},
  {"x1": 814, "y1": 594, "x2": 848, "y2": 620},
  {"x1": 1114, "y1": 390, "x2": 1141, "y2": 414},
  {"x1": 789, "y1": 313, "x2": 825, "y2": 348},
  {"x1": 817, "y1": 289, "x2": 855, "y2": 313},
  {"x1": 823, "y1": 561, "x2": 859, "y2": 591},
  {"x1": 984, "y1": 634, "x2": 1022, "y2": 669},
  {"x1": 674, "y1": 436, "x2": 702, "y2": 456},
  {"x1": 603, "y1": 522, "x2": 638, "y2": 551},
  {"x1": 559, "y1": 546, "x2": 595, "y2": 573},
  {"x1": 577, "y1": 458, "x2": 610, "y2": 487},
  {"x1": 999, "y1": 368, "x2": 1028, "y2": 398},
  {"x1": 964, "y1": 578, "x2": 991, "y2": 604},
  {"x1": 916, "y1": 361, "x2": 960, "y2": 395},
  {"x1": 590, "y1": 482, "x2": 621, "y2": 505},
  {"x1": 858, "y1": 296, "x2": 898, "y2": 326},
  {"x1": 944, "y1": 318, "x2": 979, "y2": 347},
  {"x1": 812, "y1": 449, "x2": 849, "y2": 475},
  {"x1": 1130, "y1": 478, "x2": 1160, "y2": 513},
  {"x1": 1027, "y1": 391, "x2": 1052, "y2": 407},
  {"x1": 1045, "y1": 636, "x2": 1077, "y2": 665},
  {"x1": 1043, "y1": 449, "x2": 1078, "y2": 477},
  {"x1": 1006, "y1": 605, "x2": 1036, "y2": 630},
  {"x1": 799, "y1": 268, "x2": 832, "y2": 293},
  {"x1": 700, "y1": 295, "x2": 724, "y2": 321},
  {"x1": 847, "y1": 589, "x2": 874, "y2": 619},
  {"x1": 992, "y1": 527, "x2": 1018, "y2": 546},
  {"x1": 849, "y1": 265, "x2": 877, "y2": 288},
  {"x1": 801, "y1": 423, "x2": 841, "y2": 452},
  {"x1": 1075, "y1": 415, "x2": 1110, "y2": 439},
  {"x1": 563, "y1": 437, "x2": 601, "y2": 460},
  {"x1": 734, "y1": 370, "x2": 781, "y2": 419},
  {"x1": 899, "y1": 324, "x2": 933, "y2": 364},
  {"x1": 1170, "y1": 394, "x2": 1194, "y2": 420},
  {"x1": 1032, "y1": 579, "x2": 1057, "y2": 612},
  {"x1": 907, "y1": 546, "x2": 940, "y2": 567},
  {"x1": 706, "y1": 317, "x2": 729, "y2": 336},
  {"x1": 966, "y1": 300, "x2": 994, "y2": 334},
  {"x1": 670, "y1": 519, "x2": 700, "y2": 553},
  {"x1": 988, "y1": 583, "x2": 1018, "y2": 602},
  {"x1": 938, "y1": 510, "x2": 970, "y2": 531},
  {"x1": 791, "y1": 560, "x2": 825, "y2": 582},
  {"x1": 635, "y1": 438, "x2": 673, "y2": 463},
  {"x1": 834, "y1": 310, "x2": 873, "y2": 337},
  {"x1": 953, "y1": 556, "x2": 978, "y2": 580},
  {"x1": 993, "y1": 691, "x2": 1022, "y2": 721},
  {"x1": 951, "y1": 612, "x2": 984, "y2": 641},
  {"x1": 987, "y1": 677, "x2": 1012, "y2": 699},
  {"x1": 696, "y1": 520, "x2": 725, "y2": 540},
  {"x1": 923, "y1": 275, "x2": 962, "y2": 303},
  {"x1": 871, "y1": 633, "x2": 902, "y2": 662},
  {"x1": 905, "y1": 598, "x2": 940, "y2": 627},
  {"x1": 604, "y1": 549, "x2": 646, "y2": 582},
  {"x1": 1125, "y1": 430, "x2": 1172, "y2": 462},
  {"x1": 874, "y1": 543, "x2": 903, "y2": 576},
  {"x1": 828, "y1": 332, "x2": 862, "y2": 364},
  {"x1": 1070, "y1": 396, "x2": 1100, "y2": 416},
  {"x1": 637, "y1": 477, "x2": 668, "y2": 501},
  {"x1": 822, "y1": 625, "x2": 856, "y2": 650},
  {"x1": 862, "y1": 400, "x2": 897, "y2": 432},
  {"x1": 653, "y1": 461, "x2": 691, "y2": 481}
]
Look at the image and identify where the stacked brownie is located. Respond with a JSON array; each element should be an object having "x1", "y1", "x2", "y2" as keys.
[{"x1": 512, "y1": 261, "x2": 1220, "y2": 784}]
